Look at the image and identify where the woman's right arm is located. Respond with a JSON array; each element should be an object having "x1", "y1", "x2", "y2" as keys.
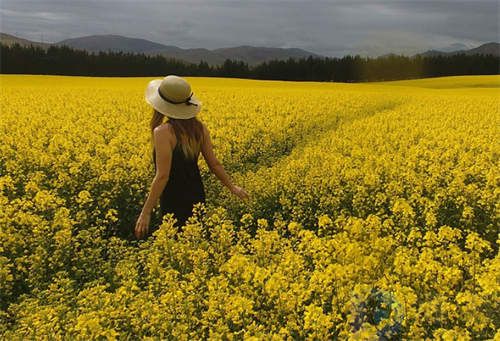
[{"x1": 201, "y1": 123, "x2": 249, "y2": 200}]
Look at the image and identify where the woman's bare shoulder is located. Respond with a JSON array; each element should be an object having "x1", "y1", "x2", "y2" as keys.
[{"x1": 154, "y1": 123, "x2": 176, "y2": 146}]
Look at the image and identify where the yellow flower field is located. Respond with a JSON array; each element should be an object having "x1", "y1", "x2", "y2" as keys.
[{"x1": 0, "y1": 74, "x2": 499, "y2": 339}]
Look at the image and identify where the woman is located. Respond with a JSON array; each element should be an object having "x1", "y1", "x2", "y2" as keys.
[{"x1": 134, "y1": 75, "x2": 249, "y2": 239}]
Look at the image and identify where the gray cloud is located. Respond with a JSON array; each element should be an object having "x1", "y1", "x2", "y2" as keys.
[{"x1": 0, "y1": 0, "x2": 498, "y2": 57}]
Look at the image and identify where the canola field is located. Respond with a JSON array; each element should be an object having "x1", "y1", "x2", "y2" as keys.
[{"x1": 0, "y1": 74, "x2": 499, "y2": 339}]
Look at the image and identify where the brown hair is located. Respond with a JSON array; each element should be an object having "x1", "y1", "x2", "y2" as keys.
[{"x1": 150, "y1": 109, "x2": 204, "y2": 160}]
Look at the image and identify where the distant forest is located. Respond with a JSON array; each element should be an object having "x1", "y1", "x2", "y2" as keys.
[{"x1": 1, "y1": 43, "x2": 499, "y2": 82}]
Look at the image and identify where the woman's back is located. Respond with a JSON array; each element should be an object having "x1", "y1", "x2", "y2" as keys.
[
  {"x1": 152, "y1": 124, "x2": 206, "y2": 228},
  {"x1": 153, "y1": 137, "x2": 205, "y2": 202}
]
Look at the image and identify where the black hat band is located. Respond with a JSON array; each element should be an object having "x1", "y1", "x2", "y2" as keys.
[{"x1": 158, "y1": 88, "x2": 198, "y2": 106}]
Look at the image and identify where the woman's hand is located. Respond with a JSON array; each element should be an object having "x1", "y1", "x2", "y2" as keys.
[
  {"x1": 135, "y1": 212, "x2": 151, "y2": 239},
  {"x1": 230, "y1": 185, "x2": 250, "y2": 201}
]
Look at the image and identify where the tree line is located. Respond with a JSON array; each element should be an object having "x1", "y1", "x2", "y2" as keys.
[{"x1": 1, "y1": 42, "x2": 498, "y2": 82}]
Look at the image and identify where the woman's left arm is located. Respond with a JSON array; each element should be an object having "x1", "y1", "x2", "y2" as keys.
[{"x1": 135, "y1": 127, "x2": 173, "y2": 238}]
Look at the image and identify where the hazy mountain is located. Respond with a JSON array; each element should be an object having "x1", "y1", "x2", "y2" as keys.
[
  {"x1": 439, "y1": 42, "x2": 470, "y2": 52},
  {"x1": 212, "y1": 45, "x2": 322, "y2": 65},
  {"x1": 0, "y1": 32, "x2": 51, "y2": 49},
  {"x1": 1, "y1": 32, "x2": 320, "y2": 65},
  {"x1": 54, "y1": 34, "x2": 321, "y2": 65},
  {"x1": 56, "y1": 34, "x2": 172, "y2": 53},
  {"x1": 377, "y1": 42, "x2": 498, "y2": 58},
  {"x1": 465, "y1": 42, "x2": 500, "y2": 56},
  {"x1": 2, "y1": 33, "x2": 497, "y2": 64},
  {"x1": 414, "y1": 42, "x2": 500, "y2": 57}
]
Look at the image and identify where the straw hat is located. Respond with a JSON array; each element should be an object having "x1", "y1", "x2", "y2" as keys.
[{"x1": 145, "y1": 75, "x2": 202, "y2": 119}]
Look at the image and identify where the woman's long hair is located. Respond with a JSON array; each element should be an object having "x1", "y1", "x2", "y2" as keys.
[{"x1": 150, "y1": 109, "x2": 204, "y2": 160}]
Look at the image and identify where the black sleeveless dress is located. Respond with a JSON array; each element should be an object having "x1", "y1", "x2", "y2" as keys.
[{"x1": 151, "y1": 140, "x2": 206, "y2": 232}]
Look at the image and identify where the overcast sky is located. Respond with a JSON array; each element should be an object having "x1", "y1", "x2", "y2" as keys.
[{"x1": 1, "y1": 0, "x2": 498, "y2": 57}]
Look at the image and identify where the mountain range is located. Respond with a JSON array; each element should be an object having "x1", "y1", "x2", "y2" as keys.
[
  {"x1": 1, "y1": 32, "x2": 498, "y2": 66},
  {"x1": 0, "y1": 33, "x2": 321, "y2": 66},
  {"x1": 413, "y1": 42, "x2": 499, "y2": 57}
]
